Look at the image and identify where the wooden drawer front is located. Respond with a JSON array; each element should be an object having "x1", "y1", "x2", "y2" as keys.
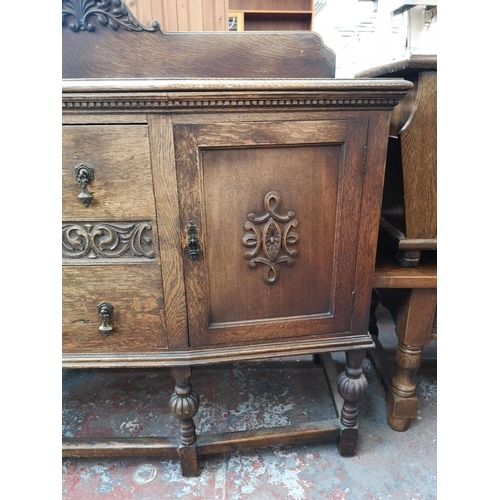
[
  {"x1": 62, "y1": 264, "x2": 168, "y2": 353},
  {"x1": 62, "y1": 125, "x2": 155, "y2": 220}
]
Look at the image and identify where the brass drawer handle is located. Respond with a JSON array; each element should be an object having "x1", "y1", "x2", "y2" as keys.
[
  {"x1": 75, "y1": 163, "x2": 94, "y2": 207},
  {"x1": 186, "y1": 220, "x2": 201, "y2": 260},
  {"x1": 97, "y1": 302, "x2": 114, "y2": 336}
]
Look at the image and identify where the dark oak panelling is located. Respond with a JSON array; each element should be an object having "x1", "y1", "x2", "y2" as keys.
[
  {"x1": 172, "y1": 119, "x2": 368, "y2": 348},
  {"x1": 62, "y1": 30, "x2": 336, "y2": 79},
  {"x1": 147, "y1": 114, "x2": 190, "y2": 351}
]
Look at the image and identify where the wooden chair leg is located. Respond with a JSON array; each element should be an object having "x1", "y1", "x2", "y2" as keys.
[
  {"x1": 170, "y1": 367, "x2": 200, "y2": 477},
  {"x1": 386, "y1": 342, "x2": 422, "y2": 431},
  {"x1": 386, "y1": 288, "x2": 436, "y2": 431},
  {"x1": 337, "y1": 349, "x2": 367, "y2": 456}
]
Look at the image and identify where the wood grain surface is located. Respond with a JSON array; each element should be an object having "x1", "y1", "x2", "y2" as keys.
[
  {"x1": 147, "y1": 114, "x2": 189, "y2": 350},
  {"x1": 357, "y1": 56, "x2": 436, "y2": 262},
  {"x1": 62, "y1": 30, "x2": 336, "y2": 79},
  {"x1": 173, "y1": 118, "x2": 367, "y2": 348},
  {"x1": 63, "y1": 264, "x2": 168, "y2": 352},
  {"x1": 373, "y1": 258, "x2": 436, "y2": 288},
  {"x1": 400, "y1": 70, "x2": 437, "y2": 240},
  {"x1": 62, "y1": 125, "x2": 155, "y2": 220}
]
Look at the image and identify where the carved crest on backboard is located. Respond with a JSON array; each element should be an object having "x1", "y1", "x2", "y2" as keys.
[{"x1": 62, "y1": 0, "x2": 161, "y2": 32}]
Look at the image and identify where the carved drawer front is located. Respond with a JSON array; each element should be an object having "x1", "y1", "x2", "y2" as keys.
[
  {"x1": 62, "y1": 264, "x2": 168, "y2": 353},
  {"x1": 174, "y1": 119, "x2": 368, "y2": 348},
  {"x1": 62, "y1": 124, "x2": 156, "y2": 219}
]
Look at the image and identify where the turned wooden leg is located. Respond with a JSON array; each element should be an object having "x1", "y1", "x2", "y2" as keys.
[
  {"x1": 387, "y1": 288, "x2": 436, "y2": 431},
  {"x1": 386, "y1": 342, "x2": 423, "y2": 431},
  {"x1": 396, "y1": 249, "x2": 421, "y2": 268},
  {"x1": 170, "y1": 367, "x2": 200, "y2": 477},
  {"x1": 337, "y1": 349, "x2": 367, "y2": 456}
]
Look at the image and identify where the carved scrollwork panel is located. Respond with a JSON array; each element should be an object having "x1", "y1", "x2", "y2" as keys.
[
  {"x1": 62, "y1": 0, "x2": 161, "y2": 32},
  {"x1": 242, "y1": 191, "x2": 299, "y2": 284},
  {"x1": 62, "y1": 221, "x2": 155, "y2": 261}
]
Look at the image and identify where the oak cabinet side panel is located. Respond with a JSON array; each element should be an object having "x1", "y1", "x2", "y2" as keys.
[
  {"x1": 351, "y1": 111, "x2": 394, "y2": 335},
  {"x1": 147, "y1": 114, "x2": 190, "y2": 350}
]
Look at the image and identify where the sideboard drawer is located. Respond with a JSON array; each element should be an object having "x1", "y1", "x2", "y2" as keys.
[
  {"x1": 62, "y1": 124, "x2": 156, "y2": 220},
  {"x1": 62, "y1": 263, "x2": 168, "y2": 353}
]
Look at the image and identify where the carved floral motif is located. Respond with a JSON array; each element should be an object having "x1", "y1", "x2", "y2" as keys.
[
  {"x1": 242, "y1": 191, "x2": 299, "y2": 284},
  {"x1": 62, "y1": 0, "x2": 160, "y2": 32},
  {"x1": 62, "y1": 221, "x2": 155, "y2": 260}
]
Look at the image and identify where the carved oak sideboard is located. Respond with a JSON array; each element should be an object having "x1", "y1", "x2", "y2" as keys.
[{"x1": 62, "y1": 0, "x2": 411, "y2": 477}]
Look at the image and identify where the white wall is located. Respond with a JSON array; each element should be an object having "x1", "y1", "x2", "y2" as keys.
[{"x1": 313, "y1": 0, "x2": 437, "y2": 77}]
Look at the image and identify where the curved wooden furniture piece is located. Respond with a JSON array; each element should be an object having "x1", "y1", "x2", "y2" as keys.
[{"x1": 356, "y1": 55, "x2": 437, "y2": 268}]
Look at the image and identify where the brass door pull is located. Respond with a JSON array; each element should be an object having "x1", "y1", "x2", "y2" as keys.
[
  {"x1": 97, "y1": 302, "x2": 114, "y2": 336},
  {"x1": 75, "y1": 163, "x2": 94, "y2": 207}
]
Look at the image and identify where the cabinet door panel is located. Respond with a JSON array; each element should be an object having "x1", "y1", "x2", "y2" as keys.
[
  {"x1": 174, "y1": 120, "x2": 368, "y2": 348},
  {"x1": 203, "y1": 145, "x2": 337, "y2": 324}
]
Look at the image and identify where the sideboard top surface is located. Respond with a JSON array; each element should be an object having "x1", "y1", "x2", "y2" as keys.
[
  {"x1": 355, "y1": 54, "x2": 437, "y2": 79},
  {"x1": 62, "y1": 79, "x2": 413, "y2": 92}
]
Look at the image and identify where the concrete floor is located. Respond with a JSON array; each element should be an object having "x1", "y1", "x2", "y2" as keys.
[{"x1": 62, "y1": 306, "x2": 437, "y2": 499}]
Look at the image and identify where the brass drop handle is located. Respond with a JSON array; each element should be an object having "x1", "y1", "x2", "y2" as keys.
[
  {"x1": 97, "y1": 302, "x2": 114, "y2": 336},
  {"x1": 186, "y1": 220, "x2": 201, "y2": 260},
  {"x1": 75, "y1": 163, "x2": 94, "y2": 207}
]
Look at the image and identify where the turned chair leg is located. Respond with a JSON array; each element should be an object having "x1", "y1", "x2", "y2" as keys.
[
  {"x1": 170, "y1": 367, "x2": 200, "y2": 477},
  {"x1": 386, "y1": 341, "x2": 423, "y2": 431},
  {"x1": 337, "y1": 349, "x2": 367, "y2": 456},
  {"x1": 387, "y1": 288, "x2": 436, "y2": 431}
]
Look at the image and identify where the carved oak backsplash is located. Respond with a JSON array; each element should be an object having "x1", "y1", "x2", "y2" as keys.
[
  {"x1": 242, "y1": 191, "x2": 299, "y2": 284},
  {"x1": 62, "y1": 221, "x2": 155, "y2": 261}
]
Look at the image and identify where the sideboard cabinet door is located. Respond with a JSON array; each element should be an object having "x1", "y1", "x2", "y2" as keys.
[{"x1": 173, "y1": 119, "x2": 369, "y2": 348}]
